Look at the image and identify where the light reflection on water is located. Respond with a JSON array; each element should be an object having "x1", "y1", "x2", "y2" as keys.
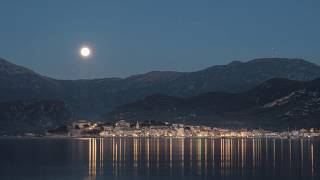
[
  {"x1": 0, "y1": 137, "x2": 319, "y2": 179},
  {"x1": 84, "y1": 137, "x2": 318, "y2": 179}
]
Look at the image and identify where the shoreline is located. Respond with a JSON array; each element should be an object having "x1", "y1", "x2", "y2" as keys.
[{"x1": 1, "y1": 135, "x2": 319, "y2": 140}]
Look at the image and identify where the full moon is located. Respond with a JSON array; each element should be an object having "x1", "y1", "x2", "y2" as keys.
[{"x1": 80, "y1": 47, "x2": 91, "y2": 57}]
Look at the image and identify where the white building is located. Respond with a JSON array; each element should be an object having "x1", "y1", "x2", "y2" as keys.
[{"x1": 135, "y1": 121, "x2": 140, "y2": 129}]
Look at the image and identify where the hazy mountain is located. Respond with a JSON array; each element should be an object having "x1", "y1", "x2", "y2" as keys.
[
  {"x1": 0, "y1": 100, "x2": 72, "y2": 135},
  {"x1": 0, "y1": 58, "x2": 62, "y2": 102},
  {"x1": 1, "y1": 57, "x2": 320, "y2": 117},
  {"x1": 105, "y1": 78, "x2": 320, "y2": 130}
]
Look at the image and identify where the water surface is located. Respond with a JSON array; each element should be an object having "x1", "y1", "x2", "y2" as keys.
[{"x1": 0, "y1": 137, "x2": 319, "y2": 180}]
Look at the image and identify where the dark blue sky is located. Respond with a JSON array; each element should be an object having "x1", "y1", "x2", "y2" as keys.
[{"x1": 1, "y1": 0, "x2": 320, "y2": 79}]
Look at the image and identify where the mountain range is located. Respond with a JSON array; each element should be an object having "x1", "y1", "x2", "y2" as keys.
[
  {"x1": 106, "y1": 78, "x2": 320, "y2": 130},
  {"x1": 1, "y1": 57, "x2": 320, "y2": 132},
  {"x1": 1, "y1": 57, "x2": 320, "y2": 118}
]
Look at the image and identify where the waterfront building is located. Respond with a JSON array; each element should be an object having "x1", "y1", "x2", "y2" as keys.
[
  {"x1": 72, "y1": 120, "x2": 91, "y2": 129},
  {"x1": 115, "y1": 120, "x2": 130, "y2": 128}
]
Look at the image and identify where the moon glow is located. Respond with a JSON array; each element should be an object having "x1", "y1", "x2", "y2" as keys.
[{"x1": 80, "y1": 47, "x2": 91, "y2": 57}]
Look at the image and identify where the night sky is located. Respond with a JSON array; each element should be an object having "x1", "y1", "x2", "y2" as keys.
[{"x1": 1, "y1": 0, "x2": 319, "y2": 79}]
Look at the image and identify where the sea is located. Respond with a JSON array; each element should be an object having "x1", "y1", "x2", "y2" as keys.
[{"x1": 0, "y1": 137, "x2": 319, "y2": 180}]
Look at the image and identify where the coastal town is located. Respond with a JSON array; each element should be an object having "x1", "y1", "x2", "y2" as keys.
[{"x1": 44, "y1": 119, "x2": 320, "y2": 139}]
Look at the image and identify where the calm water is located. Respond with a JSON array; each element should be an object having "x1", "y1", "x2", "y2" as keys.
[{"x1": 0, "y1": 137, "x2": 319, "y2": 180}]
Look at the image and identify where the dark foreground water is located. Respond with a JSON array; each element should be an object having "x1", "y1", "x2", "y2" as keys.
[{"x1": 0, "y1": 137, "x2": 319, "y2": 180}]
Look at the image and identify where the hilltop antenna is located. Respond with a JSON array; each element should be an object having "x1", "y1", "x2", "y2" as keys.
[
  {"x1": 271, "y1": 48, "x2": 276, "y2": 58},
  {"x1": 271, "y1": 48, "x2": 275, "y2": 58}
]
